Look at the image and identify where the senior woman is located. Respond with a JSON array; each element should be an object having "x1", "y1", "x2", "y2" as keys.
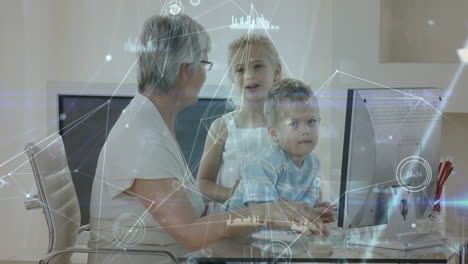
[{"x1": 88, "y1": 14, "x2": 327, "y2": 264}]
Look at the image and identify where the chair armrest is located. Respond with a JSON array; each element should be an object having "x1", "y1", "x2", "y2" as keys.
[
  {"x1": 23, "y1": 190, "x2": 40, "y2": 210},
  {"x1": 24, "y1": 198, "x2": 42, "y2": 210},
  {"x1": 78, "y1": 224, "x2": 90, "y2": 233},
  {"x1": 40, "y1": 247, "x2": 177, "y2": 264},
  {"x1": 76, "y1": 225, "x2": 91, "y2": 246}
]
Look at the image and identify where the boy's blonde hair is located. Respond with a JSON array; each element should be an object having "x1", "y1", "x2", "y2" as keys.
[
  {"x1": 227, "y1": 33, "x2": 282, "y2": 79},
  {"x1": 264, "y1": 78, "x2": 319, "y2": 127}
]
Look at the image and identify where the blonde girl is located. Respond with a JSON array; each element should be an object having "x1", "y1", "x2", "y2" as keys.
[{"x1": 197, "y1": 33, "x2": 282, "y2": 211}]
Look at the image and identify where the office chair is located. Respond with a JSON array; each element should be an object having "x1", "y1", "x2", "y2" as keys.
[{"x1": 25, "y1": 134, "x2": 176, "y2": 264}]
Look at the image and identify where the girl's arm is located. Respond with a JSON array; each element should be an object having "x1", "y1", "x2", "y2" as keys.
[
  {"x1": 196, "y1": 117, "x2": 234, "y2": 202},
  {"x1": 127, "y1": 178, "x2": 325, "y2": 251}
]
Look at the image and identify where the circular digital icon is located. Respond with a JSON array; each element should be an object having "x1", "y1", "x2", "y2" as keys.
[
  {"x1": 166, "y1": 0, "x2": 184, "y2": 17},
  {"x1": 190, "y1": 0, "x2": 201, "y2": 6},
  {"x1": 201, "y1": 247, "x2": 212, "y2": 257},
  {"x1": 112, "y1": 213, "x2": 146, "y2": 247},
  {"x1": 396, "y1": 156, "x2": 432, "y2": 192},
  {"x1": 261, "y1": 240, "x2": 292, "y2": 264}
]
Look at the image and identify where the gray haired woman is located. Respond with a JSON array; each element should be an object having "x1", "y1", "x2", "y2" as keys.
[{"x1": 88, "y1": 14, "x2": 326, "y2": 264}]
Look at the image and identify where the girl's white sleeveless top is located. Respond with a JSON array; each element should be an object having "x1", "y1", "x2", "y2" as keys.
[{"x1": 216, "y1": 112, "x2": 272, "y2": 188}]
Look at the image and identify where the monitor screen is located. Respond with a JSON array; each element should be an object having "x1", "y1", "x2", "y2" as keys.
[
  {"x1": 338, "y1": 88, "x2": 442, "y2": 230},
  {"x1": 59, "y1": 95, "x2": 232, "y2": 225}
]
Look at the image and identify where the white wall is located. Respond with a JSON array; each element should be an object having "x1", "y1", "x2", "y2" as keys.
[
  {"x1": 0, "y1": 0, "x2": 51, "y2": 261},
  {"x1": 380, "y1": 0, "x2": 468, "y2": 63},
  {"x1": 441, "y1": 113, "x2": 468, "y2": 235},
  {"x1": 331, "y1": 0, "x2": 468, "y2": 113},
  {"x1": 46, "y1": 0, "x2": 333, "y2": 89}
]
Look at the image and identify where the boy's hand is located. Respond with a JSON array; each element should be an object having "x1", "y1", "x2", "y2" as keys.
[
  {"x1": 316, "y1": 201, "x2": 331, "y2": 208},
  {"x1": 312, "y1": 206, "x2": 335, "y2": 223},
  {"x1": 261, "y1": 201, "x2": 327, "y2": 237},
  {"x1": 280, "y1": 197, "x2": 335, "y2": 223}
]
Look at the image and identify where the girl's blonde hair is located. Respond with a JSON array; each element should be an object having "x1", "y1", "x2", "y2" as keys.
[
  {"x1": 227, "y1": 33, "x2": 282, "y2": 108},
  {"x1": 264, "y1": 78, "x2": 320, "y2": 127},
  {"x1": 227, "y1": 33, "x2": 281, "y2": 78}
]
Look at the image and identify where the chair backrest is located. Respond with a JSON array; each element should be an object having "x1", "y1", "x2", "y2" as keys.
[{"x1": 25, "y1": 134, "x2": 80, "y2": 264}]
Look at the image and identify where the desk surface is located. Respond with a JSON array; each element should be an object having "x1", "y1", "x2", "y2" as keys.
[{"x1": 180, "y1": 234, "x2": 467, "y2": 263}]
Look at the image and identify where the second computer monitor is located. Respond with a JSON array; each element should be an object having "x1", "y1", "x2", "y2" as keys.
[{"x1": 338, "y1": 88, "x2": 442, "y2": 230}]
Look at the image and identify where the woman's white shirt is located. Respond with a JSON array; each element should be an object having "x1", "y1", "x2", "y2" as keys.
[{"x1": 88, "y1": 93, "x2": 205, "y2": 261}]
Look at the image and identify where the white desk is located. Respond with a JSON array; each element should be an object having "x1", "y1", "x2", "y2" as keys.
[{"x1": 180, "y1": 234, "x2": 467, "y2": 263}]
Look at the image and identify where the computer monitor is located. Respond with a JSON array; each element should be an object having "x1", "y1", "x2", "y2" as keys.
[
  {"x1": 58, "y1": 95, "x2": 232, "y2": 224},
  {"x1": 337, "y1": 88, "x2": 442, "y2": 233}
]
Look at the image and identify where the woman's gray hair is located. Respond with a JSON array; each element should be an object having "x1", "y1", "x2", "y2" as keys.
[{"x1": 137, "y1": 14, "x2": 211, "y2": 94}]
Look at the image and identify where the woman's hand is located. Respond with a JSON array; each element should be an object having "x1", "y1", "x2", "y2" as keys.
[
  {"x1": 281, "y1": 197, "x2": 335, "y2": 224},
  {"x1": 255, "y1": 201, "x2": 328, "y2": 237},
  {"x1": 316, "y1": 201, "x2": 331, "y2": 208}
]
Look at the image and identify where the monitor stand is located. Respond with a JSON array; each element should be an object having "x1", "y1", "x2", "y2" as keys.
[{"x1": 348, "y1": 186, "x2": 447, "y2": 250}]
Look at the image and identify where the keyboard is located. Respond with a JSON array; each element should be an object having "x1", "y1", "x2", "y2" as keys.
[
  {"x1": 252, "y1": 229, "x2": 305, "y2": 243},
  {"x1": 251, "y1": 224, "x2": 346, "y2": 244},
  {"x1": 327, "y1": 227, "x2": 346, "y2": 238}
]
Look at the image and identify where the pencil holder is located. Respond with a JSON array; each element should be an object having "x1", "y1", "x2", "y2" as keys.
[{"x1": 429, "y1": 188, "x2": 446, "y2": 235}]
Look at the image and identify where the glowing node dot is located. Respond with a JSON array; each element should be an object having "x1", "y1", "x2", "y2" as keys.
[
  {"x1": 26, "y1": 193, "x2": 31, "y2": 198},
  {"x1": 125, "y1": 124, "x2": 129, "y2": 128},
  {"x1": 166, "y1": 0, "x2": 184, "y2": 17},
  {"x1": 411, "y1": 223, "x2": 416, "y2": 228},
  {"x1": 7, "y1": 173, "x2": 12, "y2": 176},
  {"x1": 105, "y1": 54, "x2": 112, "y2": 61},
  {"x1": 427, "y1": 20, "x2": 435, "y2": 26},
  {"x1": 59, "y1": 113, "x2": 67, "y2": 120},
  {"x1": 74, "y1": 169, "x2": 79, "y2": 173},
  {"x1": 169, "y1": 4, "x2": 182, "y2": 16},
  {"x1": 389, "y1": 135, "x2": 393, "y2": 140},
  {"x1": 457, "y1": 48, "x2": 468, "y2": 63}
]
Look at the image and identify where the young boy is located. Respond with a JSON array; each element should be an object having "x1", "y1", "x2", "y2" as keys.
[{"x1": 225, "y1": 78, "x2": 332, "y2": 220}]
